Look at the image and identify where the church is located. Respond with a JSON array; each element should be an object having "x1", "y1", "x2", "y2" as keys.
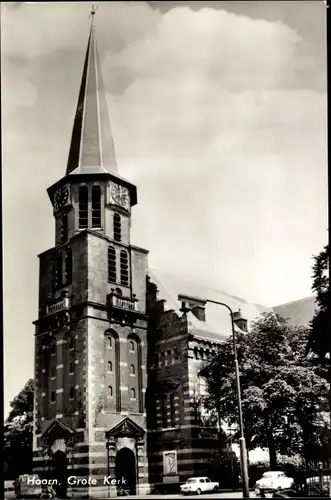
[{"x1": 32, "y1": 18, "x2": 316, "y2": 498}]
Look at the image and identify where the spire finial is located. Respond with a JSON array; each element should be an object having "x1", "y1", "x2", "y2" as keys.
[{"x1": 89, "y1": 4, "x2": 98, "y2": 27}]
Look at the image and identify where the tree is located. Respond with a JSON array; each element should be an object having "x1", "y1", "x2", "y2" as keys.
[
  {"x1": 201, "y1": 313, "x2": 328, "y2": 469},
  {"x1": 4, "y1": 379, "x2": 34, "y2": 479},
  {"x1": 309, "y1": 244, "x2": 330, "y2": 362}
]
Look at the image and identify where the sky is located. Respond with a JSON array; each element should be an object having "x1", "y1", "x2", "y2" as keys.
[{"x1": 2, "y1": 1, "x2": 327, "y2": 415}]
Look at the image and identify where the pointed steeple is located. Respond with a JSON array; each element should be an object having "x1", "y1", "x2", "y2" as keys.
[{"x1": 66, "y1": 18, "x2": 117, "y2": 176}]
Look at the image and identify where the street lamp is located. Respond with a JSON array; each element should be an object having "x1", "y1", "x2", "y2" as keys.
[
  {"x1": 206, "y1": 299, "x2": 250, "y2": 498},
  {"x1": 228, "y1": 426, "x2": 236, "y2": 491}
]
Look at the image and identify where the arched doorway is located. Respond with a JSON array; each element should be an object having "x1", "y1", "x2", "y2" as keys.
[
  {"x1": 53, "y1": 450, "x2": 68, "y2": 498},
  {"x1": 115, "y1": 447, "x2": 136, "y2": 495}
]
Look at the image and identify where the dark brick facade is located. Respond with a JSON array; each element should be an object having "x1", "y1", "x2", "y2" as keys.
[
  {"x1": 145, "y1": 281, "x2": 223, "y2": 487},
  {"x1": 33, "y1": 177, "x2": 150, "y2": 496}
]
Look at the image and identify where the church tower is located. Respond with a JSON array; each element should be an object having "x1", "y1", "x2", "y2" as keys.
[{"x1": 33, "y1": 15, "x2": 150, "y2": 497}]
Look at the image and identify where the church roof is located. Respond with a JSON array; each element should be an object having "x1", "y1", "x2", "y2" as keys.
[
  {"x1": 148, "y1": 269, "x2": 271, "y2": 341},
  {"x1": 148, "y1": 269, "x2": 315, "y2": 342},
  {"x1": 273, "y1": 296, "x2": 317, "y2": 327},
  {"x1": 66, "y1": 22, "x2": 118, "y2": 176}
]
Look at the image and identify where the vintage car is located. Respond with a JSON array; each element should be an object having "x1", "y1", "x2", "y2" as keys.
[
  {"x1": 14, "y1": 474, "x2": 42, "y2": 499},
  {"x1": 306, "y1": 474, "x2": 330, "y2": 485},
  {"x1": 306, "y1": 474, "x2": 330, "y2": 494},
  {"x1": 180, "y1": 477, "x2": 219, "y2": 495},
  {"x1": 255, "y1": 471, "x2": 294, "y2": 495}
]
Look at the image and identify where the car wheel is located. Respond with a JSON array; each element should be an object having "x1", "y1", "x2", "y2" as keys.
[
  {"x1": 196, "y1": 488, "x2": 202, "y2": 495},
  {"x1": 213, "y1": 486, "x2": 218, "y2": 492}
]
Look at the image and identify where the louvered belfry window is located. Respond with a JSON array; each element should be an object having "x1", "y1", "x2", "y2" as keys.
[
  {"x1": 78, "y1": 186, "x2": 88, "y2": 229},
  {"x1": 108, "y1": 246, "x2": 116, "y2": 283},
  {"x1": 113, "y1": 213, "x2": 121, "y2": 242},
  {"x1": 120, "y1": 250, "x2": 129, "y2": 286},
  {"x1": 91, "y1": 185, "x2": 101, "y2": 228}
]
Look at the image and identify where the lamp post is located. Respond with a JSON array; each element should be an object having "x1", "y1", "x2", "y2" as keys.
[
  {"x1": 228, "y1": 426, "x2": 236, "y2": 491},
  {"x1": 206, "y1": 299, "x2": 250, "y2": 498}
]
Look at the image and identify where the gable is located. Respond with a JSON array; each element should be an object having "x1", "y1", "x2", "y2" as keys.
[{"x1": 106, "y1": 417, "x2": 145, "y2": 439}]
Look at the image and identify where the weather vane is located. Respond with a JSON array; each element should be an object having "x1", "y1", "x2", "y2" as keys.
[{"x1": 89, "y1": 4, "x2": 99, "y2": 25}]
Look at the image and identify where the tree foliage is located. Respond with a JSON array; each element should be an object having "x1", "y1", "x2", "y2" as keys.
[
  {"x1": 309, "y1": 244, "x2": 330, "y2": 362},
  {"x1": 201, "y1": 313, "x2": 329, "y2": 469},
  {"x1": 4, "y1": 379, "x2": 34, "y2": 479}
]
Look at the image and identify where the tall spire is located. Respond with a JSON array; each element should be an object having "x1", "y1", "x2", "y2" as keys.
[{"x1": 66, "y1": 8, "x2": 118, "y2": 176}]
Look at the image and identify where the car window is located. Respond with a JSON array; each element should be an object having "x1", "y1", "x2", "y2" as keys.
[
  {"x1": 205, "y1": 479, "x2": 210, "y2": 483},
  {"x1": 187, "y1": 479, "x2": 196, "y2": 483},
  {"x1": 199, "y1": 479, "x2": 205, "y2": 483}
]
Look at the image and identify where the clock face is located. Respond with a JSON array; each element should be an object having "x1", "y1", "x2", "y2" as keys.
[
  {"x1": 110, "y1": 183, "x2": 130, "y2": 210},
  {"x1": 54, "y1": 186, "x2": 69, "y2": 212}
]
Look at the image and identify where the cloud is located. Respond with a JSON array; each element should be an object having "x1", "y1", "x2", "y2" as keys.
[
  {"x1": 2, "y1": 65, "x2": 37, "y2": 112},
  {"x1": 2, "y1": 2, "x2": 327, "y2": 414},
  {"x1": 1, "y1": 2, "x2": 161, "y2": 60},
  {"x1": 2, "y1": 2, "x2": 327, "y2": 305}
]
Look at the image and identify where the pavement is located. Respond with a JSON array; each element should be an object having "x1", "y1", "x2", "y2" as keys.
[
  {"x1": 5, "y1": 491, "x2": 263, "y2": 499},
  {"x1": 118, "y1": 492, "x2": 262, "y2": 499}
]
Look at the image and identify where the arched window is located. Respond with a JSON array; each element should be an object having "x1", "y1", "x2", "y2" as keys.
[
  {"x1": 120, "y1": 250, "x2": 129, "y2": 286},
  {"x1": 108, "y1": 246, "x2": 116, "y2": 283},
  {"x1": 69, "y1": 387, "x2": 75, "y2": 399},
  {"x1": 92, "y1": 185, "x2": 101, "y2": 228},
  {"x1": 174, "y1": 347, "x2": 179, "y2": 362},
  {"x1": 161, "y1": 351, "x2": 165, "y2": 365},
  {"x1": 113, "y1": 213, "x2": 121, "y2": 242},
  {"x1": 78, "y1": 186, "x2": 88, "y2": 229},
  {"x1": 108, "y1": 337, "x2": 112, "y2": 349},
  {"x1": 51, "y1": 391, "x2": 56, "y2": 403},
  {"x1": 61, "y1": 213, "x2": 68, "y2": 242},
  {"x1": 51, "y1": 343, "x2": 56, "y2": 356},
  {"x1": 131, "y1": 388, "x2": 136, "y2": 400},
  {"x1": 68, "y1": 337, "x2": 74, "y2": 350},
  {"x1": 65, "y1": 249, "x2": 72, "y2": 285},
  {"x1": 108, "y1": 385, "x2": 113, "y2": 397},
  {"x1": 69, "y1": 361, "x2": 75, "y2": 374},
  {"x1": 51, "y1": 367, "x2": 56, "y2": 378},
  {"x1": 130, "y1": 364, "x2": 135, "y2": 375},
  {"x1": 108, "y1": 361, "x2": 113, "y2": 372},
  {"x1": 129, "y1": 341, "x2": 135, "y2": 353},
  {"x1": 200, "y1": 349, "x2": 204, "y2": 360},
  {"x1": 167, "y1": 350, "x2": 172, "y2": 365}
]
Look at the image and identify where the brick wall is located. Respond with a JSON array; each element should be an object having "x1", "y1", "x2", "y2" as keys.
[
  {"x1": 131, "y1": 247, "x2": 148, "y2": 314},
  {"x1": 34, "y1": 175, "x2": 151, "y2": 486}
]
